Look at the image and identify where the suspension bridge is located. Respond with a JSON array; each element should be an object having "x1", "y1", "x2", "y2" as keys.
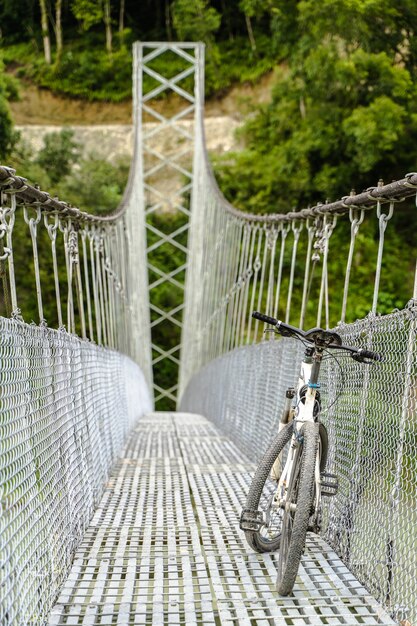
[{"x1": 1, "y1": 42, "x2": 416, "y2": 625}]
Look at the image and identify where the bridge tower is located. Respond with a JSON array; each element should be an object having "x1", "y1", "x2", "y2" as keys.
[{"x1": 134, "y1": 42, "x2": 204, "y2": 409}]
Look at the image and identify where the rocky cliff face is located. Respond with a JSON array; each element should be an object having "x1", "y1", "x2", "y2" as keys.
[
  {"x1": 15, "y1": 118, "x2": 242, "y2": 210},
  {"x1": 16, "y1": 117, "x2": 242, "y2": 162}
]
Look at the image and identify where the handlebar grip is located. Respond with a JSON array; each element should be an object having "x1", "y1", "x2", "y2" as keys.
[
  {"x1": 252, "y1": 311, "x2": 278, "y2": 326},
  {"x1": 359, "y1": 349, "x2": 382, "y2": 362}
]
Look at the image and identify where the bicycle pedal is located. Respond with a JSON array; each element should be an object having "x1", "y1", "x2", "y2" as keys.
[
  {"x1": 239, "y1": 508, "x2": 263, "y2": 532},
  {"x1": 320, "y1": 472, "x2": 338, "y2": 497}
]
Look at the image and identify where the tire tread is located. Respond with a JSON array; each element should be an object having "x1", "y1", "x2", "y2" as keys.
[
  {"x1": 276, "y1": 421, "x2": 319, "y2": 595},
  {"x1": 243, "y1": 422, "x2": 293, "y2": 553}
]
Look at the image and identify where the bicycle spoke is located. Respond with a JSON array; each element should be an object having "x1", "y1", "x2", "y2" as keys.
[{"x1": 258, "y1": 438, "x2": 292, "y2": 542}]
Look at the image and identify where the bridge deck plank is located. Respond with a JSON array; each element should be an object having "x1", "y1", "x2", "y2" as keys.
[{"x1": 48, "y1": 412, "x2": 395, "y2": 625}]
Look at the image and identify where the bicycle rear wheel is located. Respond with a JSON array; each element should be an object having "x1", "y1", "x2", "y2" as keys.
[
  {"x1": 241, "y1": 422, "x2": 293, "y2": 553},
  {"x1": 276, "y1": 421, "x2": 319, "y2": 596}
]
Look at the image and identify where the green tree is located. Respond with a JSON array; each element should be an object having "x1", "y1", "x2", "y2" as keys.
[
  {"x1": 54, "y1": 0, "x2": 64, "y2": 63},
  {"x1": 39, "y1": 0, "x2": 52, "y2": 64},
  {"x1": 171, "y1": 0, "x2": 221, "y2": 43},
  {"x1": 55, "y1": 155, "x2": 129, "y2": 214},
  {"x1": 72, "y1": 0, "x2": 113, "y2": 54},
  {"x1": 239, "y1": 0, "x2": 276, "y2": 52},
  {"x1": 36, "y1": 129, "x2": 80, "y2": 185},
  {"x1": 216, "y1": 0, "x2": 417, "y2": 213},
  {"x1": 0, "y1": 57, "x2": 18, "y2": 160}
]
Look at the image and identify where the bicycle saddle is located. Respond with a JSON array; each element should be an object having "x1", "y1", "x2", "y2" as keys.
[{"x1": 303, "y1": 328, "x2": 342, "y2": 346}]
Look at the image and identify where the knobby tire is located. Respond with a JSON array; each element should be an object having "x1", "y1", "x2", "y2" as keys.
[
  {"x1": 243, "y1": 422, "x2": 293, "y2": 553},
  {"x1": 276, "y1": 420, "x2": 319, "y2": 596}
]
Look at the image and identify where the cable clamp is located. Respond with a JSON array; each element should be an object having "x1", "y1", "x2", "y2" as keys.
[{"x1": 404, "y1": 172, "x2": 417, "y2": 188}]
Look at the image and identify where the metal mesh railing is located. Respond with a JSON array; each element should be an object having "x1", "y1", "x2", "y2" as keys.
[
  {"x1": 0, "y1": 317, "x2": 152, "y2": 626},
  {"x1": 180, "y1": 167, "x2": 417, "y2": 396},
  {"x1": 180, "y1": 304, "x2": 417, "y2": 624},
  {"x1": 0, "y1": 164, "x2": 152, "y2": 392},
  {"x1": 2, "y1": 38, "x2": 417, "y2": 625}
]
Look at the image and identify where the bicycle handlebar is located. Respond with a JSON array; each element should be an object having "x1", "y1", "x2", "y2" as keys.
[
  {"x1": 252, "y1": 311, "x2": 318, "y2": 341},
  {"x1": 252, "y1": 311, "x2": 278, "y2": 326},
  {"x1": 252, "y1": 312, "x2": 304, "y2": 339},
  {"x1": 251, "y1": 311, "x2": 382, "y2": 362},
  {"x1": 354, "y1": 349, "x2": 383, "y2": 362}
]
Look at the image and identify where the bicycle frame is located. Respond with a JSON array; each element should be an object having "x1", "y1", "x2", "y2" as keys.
[{"x1": 272, "y1": 347, "x2": 324, "y2": 523}]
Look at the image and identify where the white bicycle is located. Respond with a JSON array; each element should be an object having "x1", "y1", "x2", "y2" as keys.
[{"x1": 239, "y1": 310, "x2": 381, "y2": 596}]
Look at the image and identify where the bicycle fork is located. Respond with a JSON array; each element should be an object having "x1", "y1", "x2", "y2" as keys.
[{"x1": 271, "y1": 387, "x2": 295, "y2": 481}]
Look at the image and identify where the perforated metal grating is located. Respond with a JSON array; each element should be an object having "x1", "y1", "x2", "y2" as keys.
[{"x1": 48, "y1": 412, "x2": 395, "y2": 626}]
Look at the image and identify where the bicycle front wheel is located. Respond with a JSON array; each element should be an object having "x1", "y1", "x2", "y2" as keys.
[
  {"x1": 242, "y1": 422, "x2": 293, "y2": 553},
  {"x1": 276, "y1": 420, "x2": 319, "y2": 596}
]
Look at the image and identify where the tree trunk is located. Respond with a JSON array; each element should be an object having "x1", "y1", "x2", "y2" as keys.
[
  {"x1": 55, "y1": 0, "x2": 63, "y2": 62},
  {"x1": 165, "y1": 0, "x2": 172, "y2": 41},
  {"x1": 221, "y1": 0, "x2": 233, "y2": 41},
  {"x1": 39, "y1": 0, "x2": 51, "y2": 64},
  {"x1": 245, "y1": 14, "x2": 257, "y2": 52},
  {"x1": 299, "y1": 95, "x2": 306, "y2": 119},
  {"x1": 119, "y1": 0, "x2": 125, "y2": 35},
  {"x1": 104, "y1": 0, "x2": 113, "y2": 55}
]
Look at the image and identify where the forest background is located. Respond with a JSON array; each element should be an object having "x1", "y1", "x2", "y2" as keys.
[{"x1": 1, "y1": 0, "x2": 417, "y2": 408}]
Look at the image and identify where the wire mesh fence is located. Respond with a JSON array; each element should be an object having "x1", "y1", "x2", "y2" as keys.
[
  {"x1": 180, "y1": 303, "x2": 417, "y2": 624},
  {"x1": 0, "y1": 317, "x2": 151, "y2": 626},
  {"x1": 180, "y1": 177, "x2": 417, "y2": 398}
]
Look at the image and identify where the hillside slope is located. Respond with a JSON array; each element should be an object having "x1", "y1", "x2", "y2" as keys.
[{"x1": 9, "y1": 73, "x2": 275, "y2": 125}]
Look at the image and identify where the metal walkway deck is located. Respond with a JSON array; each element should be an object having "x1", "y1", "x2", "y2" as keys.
[{"x1": 48, "y1": 413, "x2": 395, "y2": 625}]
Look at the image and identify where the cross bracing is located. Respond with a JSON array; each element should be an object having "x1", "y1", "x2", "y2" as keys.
[{"x1": 135, "y1": 42, "x2": 203, "y2": 409}]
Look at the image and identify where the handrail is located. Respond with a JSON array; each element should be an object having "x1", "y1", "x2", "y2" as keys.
[
  {"x1": 0, "y1": 165, "x2": 127, "y2": 223},
  {"x1": 198, "y1": 118, "x2": 417, "y2": 222}
]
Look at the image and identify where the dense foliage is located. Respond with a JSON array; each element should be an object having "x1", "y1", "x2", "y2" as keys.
[
  {"x1": 0, "y1": 56, "x2": 19, "y2": 159},
  {"x1": 3, "y1": 0, "x2": 417, "y2": 202},
  {"x1": 0, "y1": 0, "x2": 277, "y2": 100},
  {"x1": 215, "y1": 0, "x2": 417, "y2": 212}
]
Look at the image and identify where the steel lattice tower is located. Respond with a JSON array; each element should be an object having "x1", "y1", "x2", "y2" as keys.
[{"x1": 134, "y1": 42, "x2": 204, "y2": 408}]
